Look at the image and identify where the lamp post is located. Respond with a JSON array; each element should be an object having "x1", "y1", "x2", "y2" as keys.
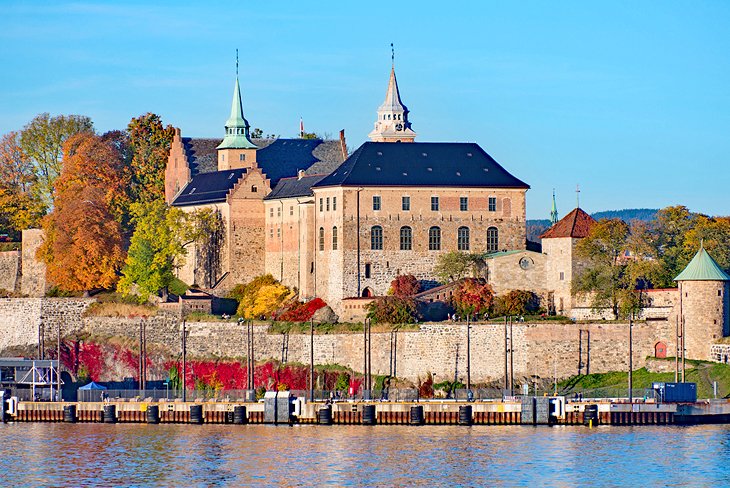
[
  {"x1": 466, "y1": 314, "x2": 471, "y2": 391},
  {"x1": 181, "y1": 319, "x2": 187, "y2": 402},
  {"x1": 310, "y1": 318, "x2": 315, "y2": 402},
  {"x1": 629, "y1": 315, "x2": 633, "y2": 403}
]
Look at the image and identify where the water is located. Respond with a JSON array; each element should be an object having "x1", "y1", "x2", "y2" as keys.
[{"x1": 2, "y1": 423, "x2": 730, "y2": 487}]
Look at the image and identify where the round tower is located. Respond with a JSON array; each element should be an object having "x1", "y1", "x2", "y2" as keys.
[{"x1": 675, "y1": 245, "x2": 730, "y2": 361}]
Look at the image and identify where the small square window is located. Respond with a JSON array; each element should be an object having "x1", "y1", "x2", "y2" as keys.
[
  {"x1": 431, "y1": 196, "x2": 439, "y2": 211},
  {"x1": 373, "y1": 195, "x2": 381, "y2": 211},
  {"x1": 239, "y1": 154, "x2": 245, "y2": 161},
  {"x1": 402, "y1": 196, "x2": 410, "y2": 211},
  {"x1": 488, "y1": 197, "x2": 496, "y2": 212},
  {"x1": 460, "y1": 197, "x2": 468, "y2": 211}
]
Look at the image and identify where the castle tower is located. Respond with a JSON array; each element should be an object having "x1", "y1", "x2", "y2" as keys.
[
  {"x1": 675, "y1": 244, "x2": 730, "y2": 360},
  {"x1": 368, "y1": 54, "x2": 416, "y2": 143},
  {"x1": 217, "y1": 74, "x2": 258, "y2": 170}
]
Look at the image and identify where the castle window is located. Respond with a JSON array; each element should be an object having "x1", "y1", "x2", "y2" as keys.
[
  {"x1": 431, "y1": 196, "x2": 439, "y2": 211},
  {"x1": 460, "y1": 197, "x2": 469, "y2": 211},
  {"x1": 326, "y1": 197, "x2": 330, "y2": 211},
  {"x1": 221, "y1": 153, "x2": 225, "y2": 162},
  {"x1": 270, "y1": 208, "x2": 274, "y2": 217},
  {"x1": 371, "y1": 226, "x2": 383, "y2": 250},
  {"x1": 319, "y1": 227, "x2": 325, "y2": 251},
  {"x1": 402, "y1": 196, "x2": 410, "y2": 211},
  {"x1": 365, "y1": 263, "x2": 372, "y2": 278},
  {"x1": 277, "y1": 228, "x2": 281, "y2": 238},
  {"x1": 487, "y1": 227, "x2": 499, "y2": 253},
  {"x1": 560, "y1": 272, "x2": 565, "y2": 281},
  {"x1": 290, "y1": 206, "x2": 294, "y2": 216},
  {"x1": 251, "y1": 185, "x2": 257, "y2": 193},
  {"x1": 400, "y1": 226, "x2": 412, "y2": 250},
  {"x1": 457, "y1": 226, "x2": 470, "y2": 251},
  {"x1": 277, "y1": 207, "x2": 281, "y2": 217},
  {"x1": 333, "y1": 197, "x2": 337, "y2": 211},
  {"x1": 332, "y1": 226, "x2": 338, "y2": 250},
  {"x1": 269, "y1": 228, "x2": 273, "y2": 239},
  {"x1": 239, "y1": 154, "x2": 246, "y2": 161},
  {"x1": 373, "y1": 195, "x2": 381, "y2": 211},
  {"x1": 429, "y1": 226, "x2": 441, "y2": 251},
  {"x1": 488, "y1": 197, "x2": 497, "y2": 212},
  {"x1": 720, "y1": 290, "x2": 723, "y2": 297},
  {"x1": 319, "y1": 198, "x2": 323, "y2": 212}
]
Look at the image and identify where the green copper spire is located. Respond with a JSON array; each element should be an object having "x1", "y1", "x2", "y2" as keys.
[
  {"x1": 217, "y1": 73, "x2": 257, "y2": 150},
  {"x1": 550, "y1": 189, "x2": 558, "y2": 225},
  {"x1": 675, "y1": 242, "x2": 730, "y2": 281}
]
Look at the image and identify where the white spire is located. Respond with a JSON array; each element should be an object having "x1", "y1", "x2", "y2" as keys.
[{"x1": 368, "y1": 47, "x2": 416, "y2": 143}]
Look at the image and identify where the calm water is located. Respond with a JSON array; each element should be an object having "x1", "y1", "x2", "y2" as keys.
[{"x1": 2, "y1": 423, "x2": 730, "y2": 487}]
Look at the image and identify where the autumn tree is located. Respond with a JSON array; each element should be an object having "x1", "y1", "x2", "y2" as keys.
[
  {"x1": 450, "y1": 278, "x2": 495, "y2": 316},
  {"x1": 38, "y1": 132, "x2": 127, "y2": 292},
  {"x1": 389, "y1": 274, "x2": 421, "y2": 298},
  {"x1": 494, "y1": 290, "x2": 541, "y2": 316},
  {"x1": 0, "y1": 131, "x2": 44, "y2": 235},
  {"x1": 19, "y1": 113, "x2": 93, "y2": 209},
  {"x1": 127, "y1": 113, "x2": 175, "y2": 204}
]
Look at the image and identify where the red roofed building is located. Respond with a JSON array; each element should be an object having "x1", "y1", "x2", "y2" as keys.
[{"x1": 540, "y1": 207, "x2": 596, "y2": 315}]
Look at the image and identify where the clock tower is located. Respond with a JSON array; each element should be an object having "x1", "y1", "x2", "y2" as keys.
[{"x1": 368, "y1": 60, "x2": 417, "y2": 143}]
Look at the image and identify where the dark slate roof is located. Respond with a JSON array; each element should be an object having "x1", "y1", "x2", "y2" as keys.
[
  {"x1": 312, "y1": 142, "x2": 529, "y2": 189},
  {"x1": 265, "y1": 174, "x2": 329, "y2": 200},
  {"x1": 182, "y1": 137, "x2": 344, "y2": 182},
  {"x1": 171, "y1": 168, "x2": 247, "y2": 206}
]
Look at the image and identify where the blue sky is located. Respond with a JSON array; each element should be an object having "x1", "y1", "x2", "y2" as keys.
[{"x1": 1, "y1": 1, "x2": 729, "y2": 219}]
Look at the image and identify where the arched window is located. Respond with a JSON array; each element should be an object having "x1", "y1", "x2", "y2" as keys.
[
  {"x1": 371, "y1": 226, "x2": 383, "y2": 250},
  {"x1": 318, "y1": 227, "x2": 325, "y2": 251},
  {"x1": 400, "y1": 226, "x2": 412, "y2": 251},
  {"x1": 429, "y1": 226, "x2": 441, "y2": 251},
  {"x1": 487, "y1": 227, "x2": 499, "y2": 253},
  {"x1": 458, "y1": 226, "x2": 470, "y2": 251},
  {"x1": 332, "y1": 226, "x2": 338, "y2": 250}
]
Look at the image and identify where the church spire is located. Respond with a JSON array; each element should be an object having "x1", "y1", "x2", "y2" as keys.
[
  {"x1": 368, "y1": 44, "x2": 417, "y2": 143},
  {"x1": 550, "y1": 189, "x2": 559, "y2": 225},
  {"x1": 217, "y1": 56, "x2": 256, "y2": 150}
]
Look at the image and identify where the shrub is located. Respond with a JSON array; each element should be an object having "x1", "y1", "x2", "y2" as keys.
[
  {"x1": 450, "y1": 278, "x2": 495, "y2": 316},
  {"x1": 493, "y1": 290, "x2": 541, "y2": 316},
  {"x1": 388, "y1": 274, "x2": 421, "y2": 298},
  {"x1": 229, "y1": 274, "x2": 294, "y2": 319},
  {"x1": 367, "y1": 296, "x2": 418, "y2": 324},
  {"x1": 278, "y1": 297, "x2": 327, "y2": 322}
]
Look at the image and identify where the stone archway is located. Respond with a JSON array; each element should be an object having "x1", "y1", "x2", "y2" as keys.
[{"x1": 362, "y1": 287, "x2": 373, "y2": 298}]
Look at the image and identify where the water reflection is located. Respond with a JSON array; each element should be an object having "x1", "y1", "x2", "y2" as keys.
[{"x1": 2, "y1": 423, "x2": 730, "y2": 486}]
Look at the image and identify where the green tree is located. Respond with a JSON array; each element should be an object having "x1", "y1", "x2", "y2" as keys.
[
  {"x1": 434, "y1": 251, "x2": 486, "y2": 283},
  {"x1": 19, "y1": 113, "x2": 94, "y2": 209},
  {"x1": 0, "y1": 131, "x2": 44, "y2": 235},
  {"x1": 127, "y1": 113, "x2": 175, "y2": 204},
  {"x1": 573, "y1": 218, "x2": 658, "y2": 319}
]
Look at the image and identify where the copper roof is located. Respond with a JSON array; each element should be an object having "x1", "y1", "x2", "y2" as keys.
[{"x1": 539, "y1": 207, "x2": 596, "y2": 239}]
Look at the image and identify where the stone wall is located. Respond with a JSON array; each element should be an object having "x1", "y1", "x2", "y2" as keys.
[
  {"x1": 21, "y1": 229, "x2": 47, "y2": 297},
  {"x1": 0, "y1": 298, "x2": 701, "y2": 383},
  {"x1": 0, "y1": 250, "x2": 21, "y2": 292}
]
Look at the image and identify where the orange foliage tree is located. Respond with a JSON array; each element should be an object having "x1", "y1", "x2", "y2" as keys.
[{"x1": 38, "y1": 132, "x2": 129, "y2": 292}]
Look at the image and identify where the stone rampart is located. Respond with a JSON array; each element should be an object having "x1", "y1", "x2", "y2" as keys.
[
  {"x1": 0, "y1": 251, "x2": 21, "y2": 292},
  {"x1": 0, "y1": 298, "x2": 687, "y2": 382}
]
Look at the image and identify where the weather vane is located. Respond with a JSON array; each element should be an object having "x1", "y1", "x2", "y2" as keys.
[
  {"x1": 391, "y1": 43, "x2": 394, "y2": 67},
  {"x1": 236, "y1": 48, "x2": 239, "y2": 76},
  {"x1": 576, "y1": 184, "x2": 581, "y2": 208}
]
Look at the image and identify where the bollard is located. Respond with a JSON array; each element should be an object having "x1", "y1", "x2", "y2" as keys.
[
  {"x1": 103, "y1": 404, "x2": 117, "y2": 424},
  {"x1": 362, "y1": 405, "x2": 377, "y2": 425},
  {"x1": 233, "y1": 405, "x2": 247, "y2": 425},
  {"x1": 63, "y1": 405, "x2": 77, "y2": 423},
  {"x1": 459, "y1": 405, "x2": 473, "y2": 426},
  {"x1": 318, "y1": 405, "x2": 333, "y2": 425},
  {"x1": 146, "y1": 405, "x2": 160, "y2": 424},
  {"x1": 410, "y1": 405, "x2": 424, "y2": 426},
  {"x1": 190, "y1": 404, "x2": 203, "y2": 424}
]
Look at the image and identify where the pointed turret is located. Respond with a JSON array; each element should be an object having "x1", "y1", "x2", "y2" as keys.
[
  {"x1": 217, "y1": 76, "x2": 257, "y2": 150},
  {"x1": 368, "y1": 52, "x2": 416, "y2": 143},
  {"x1": 550, "y1": 189, "x2": 559, "y2": 225},
  {"x1": 675, "y1": 243, "x2": 730, "y2": 282}
]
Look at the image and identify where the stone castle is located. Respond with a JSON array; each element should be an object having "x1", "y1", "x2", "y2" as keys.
[{"x1": 1, "y1": 59, "x2": 728, "y2": 366}]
